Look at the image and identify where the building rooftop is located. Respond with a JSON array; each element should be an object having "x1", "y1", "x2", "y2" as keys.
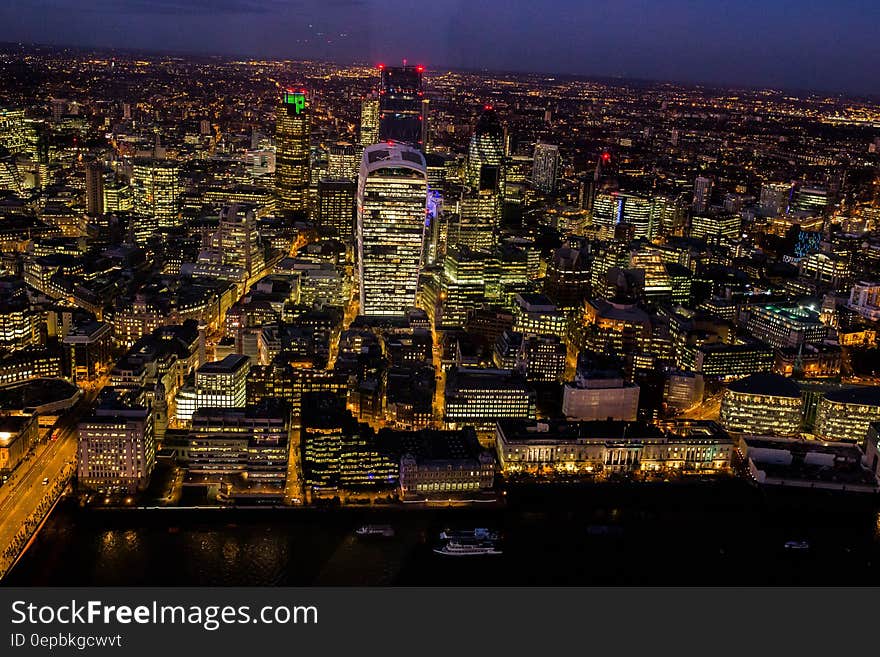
[
  {"x1": 726, "y1": 372, "x2": 801, "y2": 398},
  {"x1": 822, "y1": 386, "x2": 880, "y2": 406},
  {"x1": 198, "y1": 354, "x2": 249, "y2": 374}
]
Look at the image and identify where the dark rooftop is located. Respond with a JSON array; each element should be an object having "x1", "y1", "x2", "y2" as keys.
[{"x1": 726, "y1": 372, "x2": 801, "y2": 398}]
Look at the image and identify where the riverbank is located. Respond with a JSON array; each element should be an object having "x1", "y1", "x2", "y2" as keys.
[{"x1": 7, "y1": 479, "x2": 880, "y2": 585}]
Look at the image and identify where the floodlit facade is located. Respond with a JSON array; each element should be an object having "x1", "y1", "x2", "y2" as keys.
[
  {"x1": 356, "y1": 142, "x2": 428, "y2": 317},
  {"x1": 495, "y1": 419, "x2": 732, "y2": 474}
]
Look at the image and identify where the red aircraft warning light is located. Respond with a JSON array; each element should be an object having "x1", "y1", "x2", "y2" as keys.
[{"x1": 602, "y1": 151, "x2": 612, "y2": 163}]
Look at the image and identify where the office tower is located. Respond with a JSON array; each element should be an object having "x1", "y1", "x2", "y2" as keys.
[
  {"x1": 689, "y1": 213, "x2": 741, "y2": 241},
  {"x1": 520, "y1": 334, "x2": 567, "y2": 383},
  {"x1": 328, "y1": 142, "x2": 359, "y2": 180},
  {"x1": 84, "y1": 159, "x2": 104, "y2": 216},
  {"x1": 356, "y1": 142, "x2": 428, "y2": 317},
  {"x1": 212, "y1": 204, "x2": 264, "y2": 278},
  {"x1": 63, "y1": 320, "x2": 113, "y2": 385},
  {"x1": 592, "y1": 191, "x2": 656, "y2": 240},
  {"x1": 103, "y1": 179, "x2": 132, "y2": 212},
  {"x1": 444, "y1": 367, "x2": 536, "y2": 431},
  {"x1": 275, "y1": 89, "x2": 311, "y2": 214},
  {"x1": 815, "y1": 388, "x2": 880, "y2": 443},
  {"x1": 745, "y1": 304, "x2": 827, "y2": 348},
  {"x1": 532, "y1": 142, "x2": 560, "y2": 194},
  {"x1": 457, "y1": 189, "x2": 501, "y2": 252},
  {"x1": 175, "y1": 354, "x2": 250, "y2": 424},
  {"x1": 692, "y1": 175, "x2": 713, "y2": 212},
  {"x1": 618, "y1": 192, "x2": 654, "y2": 240},
  {"x1": 131, "y1": 158, "x2": 181, "y2": 228},
  {"x1": 77, "y1": 405, "x2": 155, "y2": 493},
  {"x1": 378, "y1": 64, "x2": 424, "y2": 148},
  {"x1": 791, "y1": 186, "x2": 831, "y2": 214},
  {"x1": 359, "y1": 93, "x2": 380, "y2": 147},
  {"x1": 317, "y1": 178, "x2": 356, "y2": 242},
  {"x1": 651, "y1": 194, "x2": 683, "y2": 236},
  {"x1": 466, "y1": 105, "x2": 505, "y2": 192}
]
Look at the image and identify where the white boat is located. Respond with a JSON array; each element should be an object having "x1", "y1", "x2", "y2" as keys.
[
  {"x1": 433, "y1": 540, "x2": 502, "y2": 556},
  {"x1": 784, "y1": 540, "x2": 810, "y2": 550},
  {"x1": 355, "y1": 524, "x2": 394, "y2": 538},
  {"x1": 439, "y1": 528, "x2": 499, "y2": 541}
]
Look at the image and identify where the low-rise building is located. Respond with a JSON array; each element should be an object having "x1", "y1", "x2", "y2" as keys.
[
  {"x1": 720, "y1": 372, "x2": 802, "y2": 436},
  {"x1": 0, "y1": 414, "x2": 39, "y2": 478},
  {"x1": 495, "y1": 419, "x2": 732, "y2": 474},
  {"x1": 377, "y1": 426, "x2": 495, "y2": 499},
  {"x1": 814, "y1": 387, "x2": 880, "y2": 443}
]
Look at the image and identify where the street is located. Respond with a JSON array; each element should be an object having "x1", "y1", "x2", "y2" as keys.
[{"x1": 0, "y1": 379, "x2": 104, "y2": 578}]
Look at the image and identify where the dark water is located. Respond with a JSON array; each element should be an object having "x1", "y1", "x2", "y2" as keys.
[{"x1": 8, "y1": 480, "x2": 880, "y2": 585}]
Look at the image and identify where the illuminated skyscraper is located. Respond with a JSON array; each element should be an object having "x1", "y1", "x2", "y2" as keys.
[
  {"x1": 466, "y1": 105, "x2": 505, "y2": 192},
  {"x1": 359, "y1": 93, "x2": 379, "y2": 147},
  {"x1": 357, "y1": 142, "x2": 428, "y2": 316},
  {"x1": 328, "y1": 143, "x2": 359, "y2": 180},
  {"x1": 532, "y1": 142, "x2": 559, "y2": 194},
  {"x1": 378, "y1": 64, "x2": 424, "y2": 148},
  {"x1": 275, "y1": 89, "x2": 311, "y2": 214},
  {"x1": 131, "y1": 158, "x2": 181, "y2": 228},
  {"x1": 457, "y1": 190, "x2": 501, "y2": 252}
]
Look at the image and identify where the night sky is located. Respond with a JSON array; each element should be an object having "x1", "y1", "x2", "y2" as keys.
[{"x1": 1, "y1": 0, "x2": 878, "y2": 95}]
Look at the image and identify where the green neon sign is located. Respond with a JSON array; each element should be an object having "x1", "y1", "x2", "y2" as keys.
[{"x1": 283, "y1": 91, "x2": 306, "y2": 114}]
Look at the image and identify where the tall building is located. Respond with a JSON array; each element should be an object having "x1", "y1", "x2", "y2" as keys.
[
  {"x1": 275, "y1": 89, "x2": 311, "y2": 214},
  {"x1": 328, "y1": 143, "x2": 359, "y2": 180},
  {"x1": 457, "y1": 189, "x2": 501, "y2": 252},
  {"x1": 84, "y1": 159, "x2": 104, "y2": 216},
  {"x1": 131, "y1": 158, "x2": 181, "y2": 228},
  {"x1": 692, "y1": 175, "x2": 713, "y2": 212},
  {"x1": 317, "y1": 178, "x2": 356, "y2": 242},
  {"x1": 209, "y1": 204, "x2": 265, "y2": 278},
  {"x1": 466, "y1": 105, "x2": 505, "y2": 192},
  {"x1": 359, "y1": 93, "x2": 380, "y2": 147},
  {"x1": 378, "y1": 64, "x2": 424, "y2": 148},
  {"x1": 356, "y1": 142, "x2": 428, "y2": 317},
  {"x1": 532, "y1": 142, "x2": 560, "y2": 194}
]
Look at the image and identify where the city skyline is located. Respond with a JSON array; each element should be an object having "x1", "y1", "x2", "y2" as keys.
[
  {"x1": 0, "y1": 0, "x2": 879, "y2": 97},
  {"x1": 0, "y1": 34, "x2": 879, "y2": 588}
]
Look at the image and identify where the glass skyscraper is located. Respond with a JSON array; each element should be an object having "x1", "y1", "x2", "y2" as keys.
[
  {"x1": 356, "y1": 142, "x2": 428, "y2": 316},
  {"x1": 378, "y1": 65, "x2": 424, "y2": 148}
]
